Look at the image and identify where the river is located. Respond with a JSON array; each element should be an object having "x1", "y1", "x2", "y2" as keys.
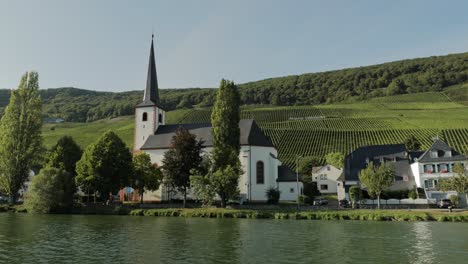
[{"x1": 0, "y1": 214, "x2": 467, "y2": 264}]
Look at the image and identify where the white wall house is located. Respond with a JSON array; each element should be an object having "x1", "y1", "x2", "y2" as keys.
[
  {"x1": 311, "y1": 165, "x2": 343, "y2": 194},
  {"x1": 127, "y1": 36, "x2": 302, "y2": 203},
  {"x1": 410, "y1": 139, "x2": 468, "y2": 201}
]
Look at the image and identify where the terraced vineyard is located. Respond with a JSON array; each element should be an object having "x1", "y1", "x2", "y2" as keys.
[
  {"x1": 42, "y1": 87, "x2": 468, "y2": 169},
  {"x1": 167, "y1": 88, "x2": 468, "y2": 168}
]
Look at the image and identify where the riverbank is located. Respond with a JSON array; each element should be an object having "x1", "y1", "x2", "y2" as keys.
[
  {"x1": 2, "y1": 204, "x2": 468, "y2": 222},
  {"x1": 128, "y1": 208, "x2": 468, "y2": 222}
]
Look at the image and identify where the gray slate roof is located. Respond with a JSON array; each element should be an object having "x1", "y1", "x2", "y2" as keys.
[
  {"x1": 136, "y1": 36, "x2": 164, "y2": 109},
  {"x1": 277, "y1": 165, "x2": 299, "y2": 182},
  {"x1": 416, "y1": 139, "x2": 467, "y2": 163},
  {"x1": 140, "y1": 119, "x2": 274, "y2": 150},
  {"x1": 344, "y1": 144, "x2": 414, "y2": 189}
]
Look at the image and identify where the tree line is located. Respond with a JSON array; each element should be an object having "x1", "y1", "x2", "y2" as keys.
[{"x1": 1, "y1": 52, "x2": 467, "y2": 122}]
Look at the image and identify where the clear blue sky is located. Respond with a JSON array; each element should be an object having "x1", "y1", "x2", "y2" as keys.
[{"x1": 1, "y1": 0, "x2": 468, "y2": 92}]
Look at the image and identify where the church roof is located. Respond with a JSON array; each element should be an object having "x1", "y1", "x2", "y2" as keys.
[
  {"x1": 136, "y1": 35, "x2": 164, "y2": 109},
  {"x1": 416, "y1": 139, "x2": 467, "y2": 163},
  {"x1": 277, "y1": 165, "x2": 299, "y2": 182},
  {"x1": 140, "y1": 119, "x2": 274, "y2": 150}
]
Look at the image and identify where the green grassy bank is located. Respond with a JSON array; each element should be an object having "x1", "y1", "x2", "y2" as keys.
[
  {"x1": 127, "y1": 208, "x2": 468, "y2": 222},
  {"x1": 3, "y1": 204, "x2": 467, "y2": 222}
]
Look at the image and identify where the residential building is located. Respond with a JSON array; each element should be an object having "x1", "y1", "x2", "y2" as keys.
[{"x1": 311, "y1": 165, "x2": 343, "y2": 194}]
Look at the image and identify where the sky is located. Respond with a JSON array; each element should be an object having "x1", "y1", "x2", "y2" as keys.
[{"x1": 1, "y1": 0, "x2": 468, "y2": 92}]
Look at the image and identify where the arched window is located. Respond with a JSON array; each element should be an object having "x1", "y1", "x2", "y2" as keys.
[
  {"x1": 142, "y1": 112, "x2": 148, "y2": 122},
  {"x1": 158, "y1": 113, "x2": 163, "y2": 123},
  {"x1": 256, "y1": 161, "x2": 264, "y2": 184}
]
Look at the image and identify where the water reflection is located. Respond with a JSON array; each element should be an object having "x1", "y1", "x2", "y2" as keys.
[
  {"x1": 410, "y1": 222, "x2": 435, "y2": 264},
  {"x1": 0, "y1": 214, "x2": 467, "y2": 264}
]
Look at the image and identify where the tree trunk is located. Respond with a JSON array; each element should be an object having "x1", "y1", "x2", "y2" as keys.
[
  {"x1": 140, "y1": 189, "x2": 144, "y2": 204},
  {"x1": 465, "y1": 193, "x2": 468, "y2": 208},
  {"x1": 94, "y1": 191, "x2": 97, "y2": 204},
  {"x1": 377, "y1": 195, "x2": 381, "y2": 209},
  {"x1": 183, "y1": 187, "x2": 187, "y2": 208}
]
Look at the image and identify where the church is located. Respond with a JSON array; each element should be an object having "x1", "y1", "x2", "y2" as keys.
[{"x1": 132, "y1": 37, "x2": 302, "y2": 203}]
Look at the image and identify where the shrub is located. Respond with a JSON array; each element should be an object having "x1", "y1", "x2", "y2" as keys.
[
  {"x1": 449, "y1": 194, "x2": 459, "y2": 207},
  {"x1": 408, "y1": 187, "x2": 418, "y2": 200},
  {"x1": 349, "y1": 186, "x2": 362, "y2": 208},
  {"x1": 265, "y1": 187, "x2": 281, "y2": 204},
  {"x1": 25, "y1": 167, "x2": 75, "y2": 213}
]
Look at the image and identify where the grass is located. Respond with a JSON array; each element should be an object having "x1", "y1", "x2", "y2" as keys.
[
  {"x1": 41, "y1": 86, "x2": 468, "y2": 168},
  {"x1": 127, "y1": 208, "x2": 468, "y2": 222}
]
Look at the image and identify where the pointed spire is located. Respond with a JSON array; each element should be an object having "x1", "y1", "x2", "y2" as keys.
[{"x1": 139, "y1": 35, "x2": 159, "y2": 107}]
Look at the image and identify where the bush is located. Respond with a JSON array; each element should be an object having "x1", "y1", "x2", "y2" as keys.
[
  {"x1": 265, "y1": 187, "x2": 280, "y2": 204},
  {"x1": 24, "y1": 167, "x2": 75, "y2": 213},
  {"x1": 349, "y1": 186, "x2": 362, "y2": 208},
  {"x1": 449, "y1": 195, "x2": 458, "y2": 207},
  {"x1": 408, "y1": 187, "x2": 418, "y2": 200},
  {"x1": 298, "y1": 195, "x2": 311, "y2": 205}
]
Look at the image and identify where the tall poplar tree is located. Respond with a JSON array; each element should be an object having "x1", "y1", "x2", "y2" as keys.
[
  {"x1": 0, "y1": 72, "x2": 43, "y2": 203},
  {"x1": 210, "y1": 79, "x2": 241, "y2": 207}
]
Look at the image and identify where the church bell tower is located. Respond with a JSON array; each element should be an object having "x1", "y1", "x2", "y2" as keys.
[{"x1": 134, "y1": 35, "x2": 165, "y2": 152}]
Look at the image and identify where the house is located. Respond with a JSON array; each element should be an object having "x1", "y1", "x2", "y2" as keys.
[
  {"x1": 339, "y1": 140, "x2": 468, "y2": 203},
  {"x1": 338, "y1": 144, "x2": 415, "y2": 200},
  {"x1": 410, "y1": 139, "x2": 467, "y2": 201},
  {"x1": 129, "y1": 36, "x2": 302, "y2": 203},
  {"x1": 311, "y1": 165, "x2": 343, "y2": 194}
]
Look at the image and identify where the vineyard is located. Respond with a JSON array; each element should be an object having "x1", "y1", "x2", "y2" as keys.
[
  {"x1": 167, "y1": 90, "x2": 468, "y2": 168},
  {"x1": 42, "y1": 88, "x2": 468, "y2": 170}
]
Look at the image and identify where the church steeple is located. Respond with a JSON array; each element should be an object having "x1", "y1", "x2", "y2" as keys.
[{"x1": 138, "y1": 35, "x2": 160, "y2": 107}]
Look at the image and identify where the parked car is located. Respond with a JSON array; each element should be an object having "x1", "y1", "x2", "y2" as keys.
[
  {"x1": 313, "y1": 198, "x2": 329, "y2": 206},
  {"x1": 438, "y1": 199, "x2": 452, "y2": 209},
  {"x1": 0, "y1": 195, "x2": 8, "y2": 204},
  {"x1": 339, "y1": 199, "x2": 349, "y2": 208}
]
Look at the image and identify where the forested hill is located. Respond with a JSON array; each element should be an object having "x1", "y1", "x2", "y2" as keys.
[{"x1": 1, "y1": 51, "x2": 467, "y2": 122}]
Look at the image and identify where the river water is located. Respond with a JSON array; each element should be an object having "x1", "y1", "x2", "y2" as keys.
[{"x1": 0, "y1": 214, "x2": 467, "y2": 264}]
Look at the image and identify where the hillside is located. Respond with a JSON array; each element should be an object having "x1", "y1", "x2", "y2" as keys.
[
  {"x1": 43, "y1": 85, "x2": 468, "y2": 169},
  {"x1": 3, "y1": 51, "x2": 468, "y2": 122}
]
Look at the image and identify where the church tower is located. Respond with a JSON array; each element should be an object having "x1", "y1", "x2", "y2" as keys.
[{"x1": 134, "y1": 35, "x2": 165, "y2": 152}]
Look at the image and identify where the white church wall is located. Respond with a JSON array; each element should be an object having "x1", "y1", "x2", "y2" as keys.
[
  {"x1": 142, "y1": 145, "x2": 279, "y2": 202},
  {"x1": 278, "y1": 182, "x2": 302, "y2": 201},
  {"x1": 134, "y1": 107, "x2": 157, "y2": 151}
]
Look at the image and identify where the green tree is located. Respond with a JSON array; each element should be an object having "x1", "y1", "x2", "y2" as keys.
[
  {"x1": 132, "y1": 153, "x2": 162, "y2": 204},
  {"x1": 75, "y1": 131, "x2": 133, "y2": 202},
  {"x1": 440, "y1": 164, "x2": 468, "y2": 207},
  {"x1": 325, "y1": 152, "x2": 345, "y2": 169},
  {"x1": 298, "y1": 156, "x2": 322, "y2": 179},
  {"x1": 0, "y1": 72, "x2": 43, "y2": 203},
  {"x1": 162, "y1": 128, "x2": 203, "y2": 207},
  {"x1": 404, "y1": 135, "x2": 421, "y2": 151},
  {"x1": 47, "y1": 136, "x2": 82, "y2": 176},
  {"x1": 210, "y1": 79, "x2": 242, "y2": 207},
  {"x1": 349, "y1": 186, "x2": 362, "y2": 208},
  {"x1": 190, "y1": 161, "x2": 216, "y2": 207},
  {"x1": 359, "y1": 162, "x2": 394, "y2": 209},
  {"x1": 25, "y1": 167, "x2": 75, "y2": 213},
  {"x1": 211, "y1": 79, "x2": 241, "y2": 171}
]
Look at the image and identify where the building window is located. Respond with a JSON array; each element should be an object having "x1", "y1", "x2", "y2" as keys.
[
  {"x1": 142, "y1": 112, "x2": 148, "y2": 121},
  {"x1": 158, "y1": 113, "x2": 163, "y2": 123},
  {"x1": 256, "y1": 161, "x2": 264, "y2": 184},
  {"x1": 290, "y1": 188, "x2": 294, "y2": 193},
  {"x1": 424, "y1": 180, "x2": 434, "y2": 189},
  {"x1": 327, "y1": 166, "x2": 330, "y2": 171},
  {"x1": 320, "y1": 174, "x2": 327, "y2": 180},
  {"x1": 320, "y1": 184, "x2": 328, "y2": 190}
]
